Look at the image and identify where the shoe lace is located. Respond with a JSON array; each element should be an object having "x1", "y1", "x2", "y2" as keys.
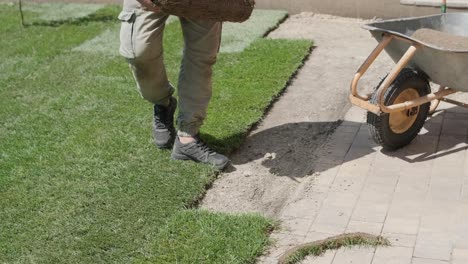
[{"x1": 192, "y1": 140, "x2": 216, "y2": 158}]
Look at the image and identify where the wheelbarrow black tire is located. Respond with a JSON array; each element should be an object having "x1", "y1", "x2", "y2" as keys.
[{"x1": 367, "y1": 68, "x2": 431, "y2": 150}]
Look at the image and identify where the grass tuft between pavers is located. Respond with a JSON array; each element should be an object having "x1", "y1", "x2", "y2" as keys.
[
  {"x1": 278, "y1": 233, "x2": 390, "y2": 264},
  {"x1": 0, "y1": 4, "x2": 312, "y2": 263}
]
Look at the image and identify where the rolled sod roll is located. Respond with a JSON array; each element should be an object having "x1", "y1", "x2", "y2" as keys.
[{"x1": 156, "y1": 0, "x2": 255, "y2": 22}]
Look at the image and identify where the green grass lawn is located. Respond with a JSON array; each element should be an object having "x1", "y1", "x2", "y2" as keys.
[{"x1": 0, "y1": 4, "x2": 312, "y2": 263}]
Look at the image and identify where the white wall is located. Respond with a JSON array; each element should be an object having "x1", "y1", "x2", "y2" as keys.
[{"x1": 255, "y1": 0, "x2": 462, "y2": 19}]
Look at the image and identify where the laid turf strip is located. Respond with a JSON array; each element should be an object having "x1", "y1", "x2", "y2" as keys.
[{"x1": 0, "y1": 4, "x2": 312, "y2": 263}]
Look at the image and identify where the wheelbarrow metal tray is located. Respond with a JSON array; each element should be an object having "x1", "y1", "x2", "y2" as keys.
[{"x1": 363, "y1": 13, "x2": 468, "y2": 92}]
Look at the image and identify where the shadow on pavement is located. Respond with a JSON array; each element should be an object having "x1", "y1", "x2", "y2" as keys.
[
  {"x1": 221, "y1": 107, "x2": 468, "y2": 178},
  {"x1": 384, "y1": 107, "x2": 468, "y2": 163},
  {"x1": 227, "y1": 121, "x2": 374, "y2": 178}
]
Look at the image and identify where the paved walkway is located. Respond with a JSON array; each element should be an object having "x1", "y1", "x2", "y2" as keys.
[
  {"x1": 199, "y1": 12, "x2": 468, "y2": 264},
  {"x1": 262, "y1": 102, "x2": 468, "y2": 264}
]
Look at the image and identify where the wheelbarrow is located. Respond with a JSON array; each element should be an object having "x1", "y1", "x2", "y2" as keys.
[{"x1": 349, "y1": 12, "x2": 468, "y2": 150}]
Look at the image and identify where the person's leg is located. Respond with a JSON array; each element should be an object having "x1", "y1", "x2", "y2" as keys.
[
  {"x1": 171, "y1": 18, "x2": 229, "y2": 170},
  {"x1": 119, "y1": 0, "x2": 176, "y2": 148},
  {"x1": 119, "y1": 0, "x2": 173, "y2": 104},
  {"x1": 176, "y1": 18, "x2": 222, "y2": 138}
]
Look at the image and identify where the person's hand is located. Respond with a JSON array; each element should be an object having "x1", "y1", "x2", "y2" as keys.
[{"x1": 137, "y1": 0, "x2": 161, "y2": 12}]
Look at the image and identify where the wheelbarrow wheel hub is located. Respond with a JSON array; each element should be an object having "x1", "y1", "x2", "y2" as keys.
[{"x1": 389, "y1": 88, "x2": 420, "y2": 134}]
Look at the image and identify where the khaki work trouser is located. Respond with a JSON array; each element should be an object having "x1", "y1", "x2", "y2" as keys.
[{"x1": 118, "y1": 0, "x2": 222, "y2": 137}]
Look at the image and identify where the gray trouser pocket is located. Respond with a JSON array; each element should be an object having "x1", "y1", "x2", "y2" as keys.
[{"x1": 118, "y1": 11, "x2": 136, "y2": 59}]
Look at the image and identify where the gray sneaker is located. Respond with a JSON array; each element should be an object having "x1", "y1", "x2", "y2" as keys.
[
  {"x1": 171, "y1": 137, "x2": 230, "y2": 170},
  {"x1": 153, "y1": 97, "x2": 177, "y2": 149}
]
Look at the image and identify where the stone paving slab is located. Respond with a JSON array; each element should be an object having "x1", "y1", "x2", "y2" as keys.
[{"x1": 262, "y1": 102, "x2": 468, "y2": 263}]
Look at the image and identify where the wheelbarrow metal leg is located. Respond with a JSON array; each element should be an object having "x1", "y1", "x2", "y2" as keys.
[
  {"x1": 349, "y1": 35, "x2": 458, "y2": 115},
  {"x1": 385, "y1": 87, "x2": 456, "y2": 113},
  {"x1": 351, "y1": 35, "x2": 393, "y2": 101},
  {"x1": 349, "y1": 94, "x2": 381, "y2": 114},
  {"x1": 441, "y1": 98, "x2": 468, "y2": 108},
  {"x1": 377, "y1": 45, "x2": 419, "y2": 113},
  {"x1": 429, "y1": 85, "x2": 445, "y2": 114}
]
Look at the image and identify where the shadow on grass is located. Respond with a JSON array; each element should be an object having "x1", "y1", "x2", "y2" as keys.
[{"x1": 201, "y1": 46, "x2": 317, "y2": 173}]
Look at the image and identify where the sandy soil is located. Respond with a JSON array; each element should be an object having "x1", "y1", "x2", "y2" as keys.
[
  {"x1": 412, "y1": 28, "x2": 468, "y2": 51},
  {"x1": 201, "y1": 13, "x2": 393, "y2": 218}
]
